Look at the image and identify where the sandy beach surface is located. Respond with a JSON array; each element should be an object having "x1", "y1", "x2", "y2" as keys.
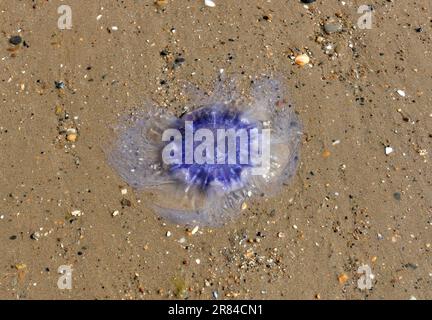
[{"x1": 0, "y1": 0, "x2": 431, "y2": 299}]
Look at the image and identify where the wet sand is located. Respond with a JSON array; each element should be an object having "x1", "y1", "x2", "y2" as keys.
[{"x1": 0, "y1": 0, "x2": 431, "y2": 299}]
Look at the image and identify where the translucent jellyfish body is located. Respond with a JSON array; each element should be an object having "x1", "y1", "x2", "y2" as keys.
[{"x1": 107, "y1": 78, "x2": 302, "y2": 226}]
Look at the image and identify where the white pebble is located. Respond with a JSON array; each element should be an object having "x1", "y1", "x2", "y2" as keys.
[
  {"x1": 397, "y1": 89, "x2": 406, "y2": 97},
  {"x1": 205, "y1": 0, "x2": 216, "y2": 7},
  {"x1": 71, "y1": 210, "x2": 82, "y2": 217},
  {"x1": 385, "y1": 146, "x2": 394, "y2": 155},
  {"x1": 191, "y1": 226, "x2": 199, "y2": 235}
]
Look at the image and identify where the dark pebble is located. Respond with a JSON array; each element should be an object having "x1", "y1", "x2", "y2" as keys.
[
  {"x1": 393, "y1": 192, "x2": 401, "y2": 201},
  {"x1": 174, "y1": 57, "x2": 186, "y2": 66},
  {"x1": 121, "y1": 198, "x2": 132, "y2": 207},
  {"x1": 9, "y1": 235, "x2": 17, "y2": 240},
  {"x1": 9, "y1": 35, "x2": 22, "y2": 45},
  {"x1": 404, "y1": 263, "x2": 418, "y2": 270},
  {"x1": 415, "y1": 27, "x2": 423, "y2": 33},
  {"x1": 160, "y1": 49, "x2": 169, "y2": 56},
  {"x1": 55, "y1": 81, "x2": 65, "y2": 89},
  {"x1": 301, "y1": 0, "x2": 316, "y2": 3}
]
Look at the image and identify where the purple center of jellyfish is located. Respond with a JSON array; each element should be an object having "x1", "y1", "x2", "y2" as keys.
[{"x1": 165, "y1": 104, "x2": 259, "y2": 191}]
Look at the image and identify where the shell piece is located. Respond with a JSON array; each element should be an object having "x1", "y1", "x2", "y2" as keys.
[
  {"x1": 107, "y1": 77, "x2": 302, "y2": 226},
  {"x1": 295, "y1": 54, "x2": 310, "y2": 66}
]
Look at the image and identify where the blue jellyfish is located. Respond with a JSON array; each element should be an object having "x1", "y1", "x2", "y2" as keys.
[{"x1": 107, "y1": 77, "x2": 302, "y2": 226}]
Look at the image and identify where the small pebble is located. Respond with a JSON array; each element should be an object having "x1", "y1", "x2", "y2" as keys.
[
  {"x1": 191, "y1": 226, "x2": 199, "y2": 235},
  {"x1": 30, "y1": 232, "x2": 41, "y2": 240},
  {"x1": 71, "y1": 210, "x2": 82, "y2": 217},
  {"x1": 301, "y1": 0, "x2": 316, "y2": 3},
  {"x1": 55, "y1": 81, "x2": 65, "y2": 89},
  {"x1": 397, "y1": 89, "x2": 406, "y2": 97},
  {"x1": 9, "y1": 35, "x2": 22, "y2": 45},
  {"x1": 385, "y1": 146, "x2": 394, "y2": 155},
  {"x1": 295, "y1": 53, "x2": 310, "y2": 66},
  {"x1": 66, "y1": 133, "x2": 77, "y2": 142},
  {"x1": 338, "y1": 273, "x2": 349, "y2": 284},
  {"x1": 120, "y1": 198, "x2": 131, "y2": 207},
  {"x1": 204, "y1": 0, "x2": 216, "y2": 7},
  {"x1": 324, "y1": 22, "x2": 343, "y2": 34}
]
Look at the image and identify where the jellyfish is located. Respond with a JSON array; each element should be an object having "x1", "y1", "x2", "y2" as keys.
[{"x1": 107, "y1": 77, "x2": 302, "y2": 226}]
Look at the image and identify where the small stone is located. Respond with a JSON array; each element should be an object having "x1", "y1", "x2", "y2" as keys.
[
  {"x1": 55, "y1": 105, "x2": 63, "y2": 115},
  {"x1": 154, "y1": 0, "x2": 168, "y2": 8},
  {"x1": 9, "y1": 35, "x2": 22, "y2": 45},
  {"x1": 173, "y1": 56, "x2": 186, "y2": 67},
  {"x1": 295, "y1": 53, "x2": 310, "y2": 66},
  {"x1": 397, "y1": 89, "x2": 406, "y2": 97},
  {"x1": 316, "y1": 36, "x2": 325, "y2": 43},
  {"x1": 66, "y1": 133, "x2": 77, "y2": 142},
  {"x1": 160, "y1": 49, "x2": 169, "y2": 56},
  {"x1": 191, "y1": 226, "x2": 199, "y2": 235},
  {"x1": 393, "y1": 192, "x2": 401, "y2": 201},
  {"x1": 204, "y1": 0, "x2": 216, "y2": 7},
  {"x1": 338, "y1": 273, "x2": 349, "y2": 284},
  {"x1": 30, "y1": 232, "x2": 41, "y2": 240},
  {"x1": 262, "y1": 14, "x2": 272, "y2": 22},
  {"x1": 112, "y1": 210, "x2": 119, "y2": 217},
  {"x1": 55, "y1": 81, "x2": 65, "y2": 89},
  {"x1": 71, "y1": 209, "x2": 82, "y2": 217},
  {"x1": 322, "y1": 150, "x2": 331, "y2": 158},
  {"x1": 120, "y1": 198, "x2": 131, "y2": 207},
  {"x1": 166, "y1": 231, "x2": 172, "y2": 237},
  {"x1": 385, "y1": 146, "x2": 394, "y2": 155},
  {"x1": 121, "y1": 188, "x2": 128, "y2": 195},
  {"x1": 324, "y1": 22, "x2": 343, "y2": 34},
  {"x1": 301, "y1": 0, "x2": 316, "y2": 3},
  {"x1": 15, "y1": 263, "x2": 27, "y2": 270}
]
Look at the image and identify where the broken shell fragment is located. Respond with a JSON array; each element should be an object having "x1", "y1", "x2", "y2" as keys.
[{"x1": 295, "y1": 54, "x2": 310, "y2": 66}]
